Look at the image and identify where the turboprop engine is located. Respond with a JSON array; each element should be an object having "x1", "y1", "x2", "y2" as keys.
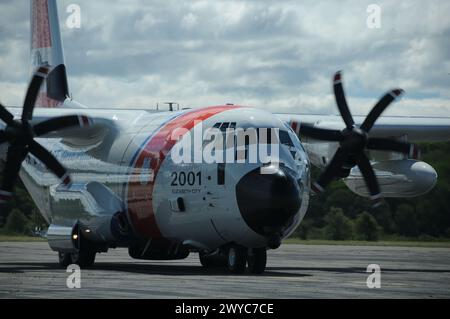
[{"x1": 343, "y1": 159, "x2": 437, "y2": 198}]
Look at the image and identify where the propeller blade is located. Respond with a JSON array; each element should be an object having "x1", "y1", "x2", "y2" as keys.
[
  {"x1": 0, "y1": 189, "x2": 13, "y2": 204},
  {"x1": 0, "y1": 145, "x2": 27, "y2": 203},
  {"x1": 311, "y1": 147, "x2": 348, "y2": 193},
  {"x1": 357, "y1": 153, "x2": 381, "y2": 200},
  {"x1": 367, "y1": 137, "x2": 420, "y2": 159},
  {"x1": 0, "y1": 103, "x2": 14, "y2": 126},
  {"x1": 22, "y1": 67, "x2": 49, "y2": 121},
  {"x1": 333, "y1": 71, "x2": 354, "y2": 130},
  {"x1": 300, "y1": 125, "x2": 343, "y2": 142},
  {"x1": 360, "y1": 89, "x2": 404, "y2": 132},
  {"x1": 33, "y1": 115, "x2": 93, "y2": 137},
  {"x1": 28, "y1": 141, "x2": 71, "y2": 185},
  {"x1": 0, "y1": 131, "x2": 7, "y2": 145}
]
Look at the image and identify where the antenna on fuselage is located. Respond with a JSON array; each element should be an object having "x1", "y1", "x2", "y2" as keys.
[{"x1": 164, "y1": 102, "x2": 179, "y2": 111}]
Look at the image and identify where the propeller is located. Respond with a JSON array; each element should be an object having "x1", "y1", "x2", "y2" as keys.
[
  {"x1": 0, "y1": 67, "x2": 93, "y2": 204},
  {"x1": 300, "y1": 71, "x2": 420, "y2": 205}
]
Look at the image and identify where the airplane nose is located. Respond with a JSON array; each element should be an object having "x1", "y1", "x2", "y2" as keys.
[{"x1": 236, "y1": 164, "x2": 302, "y2": 236}]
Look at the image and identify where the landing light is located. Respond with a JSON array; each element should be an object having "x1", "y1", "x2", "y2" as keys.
[{"x1": 72, "y1": 234, "x2": 78, "y2": 240}]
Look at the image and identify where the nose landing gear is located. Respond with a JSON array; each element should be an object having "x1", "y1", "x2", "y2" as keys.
[
  {"x1": 246, "y1": 247, "x2": 267, "y2": 274},
  {"x1": 227, "y1": 246, "x2": 247, "y2": 274},
  {"x1": 199, "y1": 245, "x2": 267, "y2": 274}
]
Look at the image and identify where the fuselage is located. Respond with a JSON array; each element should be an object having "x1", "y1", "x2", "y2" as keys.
[{"x1": 12, "y1": 105, "x2": 310, "y2": 251}]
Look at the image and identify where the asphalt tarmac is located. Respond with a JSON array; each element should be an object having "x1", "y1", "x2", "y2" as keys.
[{"x1": 0, "y1": 242, "x2": 449, "y2": 298}]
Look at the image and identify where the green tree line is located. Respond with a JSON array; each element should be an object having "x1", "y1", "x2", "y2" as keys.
[
  {"x1": 294, "y1": 141, "x2": 450, "y2": 241},
  {"x1": 0, "y1": 178, "x2": 47, "y2": 236},
  {"x1": 1, "y1": 142, "x2": 450, "y2": 240}
]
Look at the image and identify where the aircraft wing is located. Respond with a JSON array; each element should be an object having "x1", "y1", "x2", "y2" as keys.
[
  {"x1": 276, "y1": 113, "x2": 450, "y2": 142},
  {"x1": 1, "y1": 107, "x2": 121, "y2": 162},
  {"x1": 2, "y1": 106, "x2": 119, "y2": 142}
]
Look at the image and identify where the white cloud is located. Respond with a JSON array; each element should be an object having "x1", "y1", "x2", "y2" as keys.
[
  {"x1": 181, "y1": 13, "x2": 198, "y2": 30},
  {"x1": 0, "y1": 0, "x2": 449, "y2": 117}
]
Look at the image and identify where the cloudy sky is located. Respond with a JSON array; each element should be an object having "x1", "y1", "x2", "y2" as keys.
[{"x1": 0, "y1": 0, "x2": 449, "y2": 116}]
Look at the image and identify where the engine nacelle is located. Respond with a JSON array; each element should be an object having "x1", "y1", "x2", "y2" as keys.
[
  {"x1": 48, "y1": 182, "x2": 130, "y2": 247},
  {"x1": 47, "y1": 224, "x2": 78, "y2": 253},
  {"x1": 344, "y1": 159, "x2": 437, "y2": 198}
]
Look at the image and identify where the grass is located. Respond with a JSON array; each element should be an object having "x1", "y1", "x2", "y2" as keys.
[
  {"x1": 284, "y1": 238, "x2": 450, "y2": 248},
  {"x1": 1, "y1": 235, "x2": 450, "y2": 248},
  {"x1": 0, "y1": 234, "x2": 46, "y2": 242}
]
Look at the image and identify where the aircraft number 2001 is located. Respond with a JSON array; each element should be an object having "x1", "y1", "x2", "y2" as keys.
[{"x1": 170, "y1": 171, "x2": 202, "y2": 186}]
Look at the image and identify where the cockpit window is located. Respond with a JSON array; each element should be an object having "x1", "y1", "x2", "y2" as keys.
[
  {"x1": 254, "y1": 129, "x2": 293, "y2": 146},
  {"x1": 279, "y1": 130, "x2": 294, "y2": 147},
  {"x1": 213, "y1": 122, "x2": 237, "y2": 131},
  {"x1": 220, "y1": 122, "x2": 230, "y2": 131},
  {"x1": 256, "y1": 128, "x2": 272, "y2": 144}
]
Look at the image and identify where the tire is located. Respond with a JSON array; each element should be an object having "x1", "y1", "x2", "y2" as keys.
[
  {"x1": 58, "y1": 251, "x2": 72, "y2": 267},
  {"x1": 247, "y1": 248, "x2": 267, "y2": 274},
  {"x1": 227, "y1": 245, "x2": 247, "y2": 274},
  {"x1": 71, "y1": 249, "x2": 96, "y2": 268},
  {"x1": 199, "y1": 252, "x2": 215, "y2": 268},
  {"x1": 199, "y1": 251, "x2": 227, "y2": 268}
]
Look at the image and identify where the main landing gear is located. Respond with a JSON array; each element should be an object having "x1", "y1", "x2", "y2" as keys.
[
  {"x1": 58, "y1": 249, "x2": 96, "y2": 268},
  {"x1": 57, "y1": 229, "x2": 98, "y2": 268},
  {"x1": 200, "y1": 245, "x2": 267, "y2": 274},
  {"x1": 246, "y1": 247, "x2": 267, "y2": 274}
]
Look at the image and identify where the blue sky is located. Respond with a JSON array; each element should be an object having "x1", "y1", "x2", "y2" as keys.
[{"x1": 0, "y1": 0, "x2": 449, "y2": 116}]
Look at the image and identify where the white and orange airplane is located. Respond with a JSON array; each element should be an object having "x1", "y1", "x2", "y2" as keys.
[{"x1": 1, "y1": 0, "x2": 449, "y2": 274}]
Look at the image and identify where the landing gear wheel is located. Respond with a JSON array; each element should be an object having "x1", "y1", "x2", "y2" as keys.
[
  {"x1": 199, "y1": 252, "x2": 217, "y2": 268},
  {"x1": 70, "y1": 249, "x2": 96, "y2": 268},
  {"x1": 247, "y1": 248, "x2": 267, "y2": 274},
  {"x1": 199, "y1": 252, "x2": 212, "y2": 267},
  {"x1": 199, "y1": 251, "x2": 227, "y2": 268},
  {"x1": 227, "y1": 245, "x2": 247, "y2": 274},
  {"x1": 58, "y1": 251, "x2": 72, "y2": 267}
]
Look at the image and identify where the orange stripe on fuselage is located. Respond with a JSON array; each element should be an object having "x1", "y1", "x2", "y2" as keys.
[
  {"x1": 35, "y1": 92, "x2": 63, "y2": 108},
  {"x1": 126, "y1": 105, "x2": 241, "y2": 238},
  {"x1": 32, "y1": 0, "x2": 52, "y2": 49}
]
